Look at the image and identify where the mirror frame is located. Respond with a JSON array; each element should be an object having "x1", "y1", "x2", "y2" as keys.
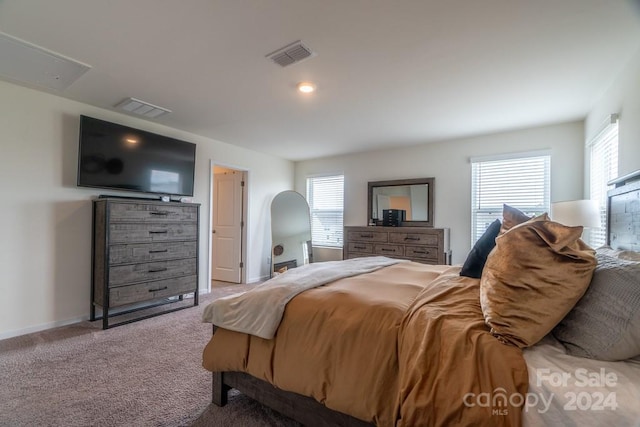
[
  {"x1": 367, "y1": 177, "x2": 434, "y2": 227},
  {"x1": 270, "y1": 190, "x2": 313, "y2": 277}
]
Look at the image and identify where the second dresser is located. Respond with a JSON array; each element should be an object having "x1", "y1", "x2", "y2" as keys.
[
  {"x1": 343, "y1": 226, "x2": 450, "y2": 265},
  {"x1": 91, "y1": 197, "x2": 200, "y2": 329}
]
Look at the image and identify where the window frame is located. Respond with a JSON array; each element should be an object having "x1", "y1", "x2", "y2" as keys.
[
  {"x1": 587, "y1": 115, "x2": 619, "y2": 248},
  {"x1": 306, "y1": 174, "x2": 345, "y2": 248},
  {"x1": 470, "y1": 150, "x2": 551, "y2": 245}
]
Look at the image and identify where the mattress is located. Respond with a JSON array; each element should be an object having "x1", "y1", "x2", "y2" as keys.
[{"x1": 523, "y1": 335, "x2": 640, "y2": 427}]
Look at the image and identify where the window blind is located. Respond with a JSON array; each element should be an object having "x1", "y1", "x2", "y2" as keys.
[
  {"x1": 307, "y1": 175, "x2": 344, "y2": 247},
  {"x1": 588, "y1": 119, "x2": 618, "y2": 247},
  {"x1": 471, "y1": 153, "x2": 550, "y2": 244}
]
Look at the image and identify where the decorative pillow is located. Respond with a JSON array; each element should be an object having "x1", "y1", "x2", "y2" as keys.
[
  {"x1": 595, "y1": 245, "x2": 640, "y2": 262},
  {"x1": 480, "y1": 217, "x2": 596, "y2": 348},
  {"x1": 500, "y1": 204, "x2": 535, "y2": 234},
  {"x1": 460, "y1": 219, "x2": 502, "y2": 278},
  {"x1": 553, "y1": 250, "x2": 640, "y2": 361}
]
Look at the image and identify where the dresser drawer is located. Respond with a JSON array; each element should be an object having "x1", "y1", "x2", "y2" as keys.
[
  {"x1": 347, "y1": 230, "x2": 388, "y2": 243},
  {"x1": 347, "y1": 242, "x2": 374, "y2": 254},
  {"x1": 374, "y1": 244, "x2": 404, "y2": 257},
  {"x1": 343, "y1": 226, "x2": 449, "y2": 265},
  {"x1": 109, "y1": 223, "x2": 197, "y2": 243},
  {"x1": 405, "y1": 245, "x2": 438, "y2": 261},
  {"x1": 109, "y1": 241, "x2": 197, "y2": 265},
  {"x1": 109, "y1": 275, "x2": 197, "y2": 307},
  {"x1": 389, "y1": 232, "x2": 439, "y2": 246},
  {"x1": 108, "y1": 258, "x2": 197, "y2": 286},
  {"x1": 109, "y1": 203, "x2": 198, "y2": 223}
]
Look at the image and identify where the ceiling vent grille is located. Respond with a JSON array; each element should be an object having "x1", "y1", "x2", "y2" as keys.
[
  {"x1": 115, "y1": 97, "x2": 171, "y2": 119},
  {"x1": 266, "y1": 40, "x2": 316, "y2": 67}
]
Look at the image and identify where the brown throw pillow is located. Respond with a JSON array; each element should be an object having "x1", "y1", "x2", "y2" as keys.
[
  {"x1": 480, "y1": 216, "x2": 596, "y2": 348},
  {"x1": 500, "y1": 204, "x2": 532, "y2": 234},
  {"x1": 500, "y1": 204, "x2": 549, "y2": 235}
]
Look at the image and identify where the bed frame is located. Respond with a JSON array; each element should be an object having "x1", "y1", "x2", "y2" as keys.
[
  {"x1": 210, "y1": 169, "x2": 640, "y2": 426},
  {"x1": 212, "y1": 370, "x2": 371, "y2": 426},
  {"x1": 607, "y1": 169, "x2": 640, "y2": 251}
]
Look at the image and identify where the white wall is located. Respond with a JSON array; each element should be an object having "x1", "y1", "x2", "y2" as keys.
[
  {"x1": 0, "y1": 80, "x2": 293, "y2": 339},
  {"x1": 585, "y1": 46, "x2": 640, "y2": 178},
  {"x1": 295, "y1": 121, "x2": 585, "y2": 265}
]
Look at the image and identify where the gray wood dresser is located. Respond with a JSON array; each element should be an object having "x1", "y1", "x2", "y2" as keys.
[
  {"x1": 90, "y1": 197, "x2": 200, "y2": 329},
  {"x1": 343, "y1": 226, "x2": 450, "y2": 265}
]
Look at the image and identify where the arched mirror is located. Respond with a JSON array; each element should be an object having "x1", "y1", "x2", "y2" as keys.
[{"x1": 271, "y1": 191, "x2": 313, "y2": 276}]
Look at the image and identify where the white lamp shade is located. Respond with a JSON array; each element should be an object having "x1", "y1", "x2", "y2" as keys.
[{"x1": 550, "y1": 200, "x2": 601, "y2": 228}]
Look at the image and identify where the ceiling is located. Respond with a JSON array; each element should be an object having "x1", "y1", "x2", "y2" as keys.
[{"x1": 1, "y1": 0, "x2": 639, "y2": 161}]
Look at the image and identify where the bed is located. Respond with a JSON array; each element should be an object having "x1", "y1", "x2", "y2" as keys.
[{"x1": 201, "y1": 172, "x2": 640, "y2": 427}]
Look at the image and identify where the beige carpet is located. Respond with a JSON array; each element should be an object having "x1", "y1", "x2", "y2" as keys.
[{"x1": 0, "y1": 284, "x2": 299, "y2": 427}]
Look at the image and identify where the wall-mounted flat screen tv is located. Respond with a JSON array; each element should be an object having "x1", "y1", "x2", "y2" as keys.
[{"x1": 77, "y1": 115, "x2": 196, "y2": 197}]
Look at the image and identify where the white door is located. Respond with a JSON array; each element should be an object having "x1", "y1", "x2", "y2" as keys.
[{"x1": 212, "y1": 169, "x2": 244, "y2": 283}]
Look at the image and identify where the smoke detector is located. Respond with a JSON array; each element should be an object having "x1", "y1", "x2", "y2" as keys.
[
  {"x1": 266, "y1": 40, "x2": 316, "y2": 67},
  {"x1": 115, "y1": 97, "x2": 171, "y2": 119}
]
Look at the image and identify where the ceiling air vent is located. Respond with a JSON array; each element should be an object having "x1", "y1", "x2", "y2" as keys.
[
  {"x1": 115, "y1": 97, "x2": 171, "y2": 119},
  {"x1": 266, "y1": 40, "x2": 316, "y2": 67}
]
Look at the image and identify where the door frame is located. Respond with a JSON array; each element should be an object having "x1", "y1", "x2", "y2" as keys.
[{"x1": 207, "y1": 159, "x2": 249, "y2": 291}]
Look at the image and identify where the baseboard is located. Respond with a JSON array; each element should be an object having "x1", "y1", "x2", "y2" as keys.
[
  {"x1": 1, "y1": 293, "x2": 205, "y2": 341},
  {"x1": 248, "y1": 275, "x2": 269, "y2": 284},
  {"x1": 0, "y1": 316, "x2": 86, "y2": 341}
]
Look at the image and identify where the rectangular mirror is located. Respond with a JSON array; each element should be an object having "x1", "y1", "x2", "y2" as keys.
[{"x1": 368, "y1": 178, "x2": 434, "y2": 227}]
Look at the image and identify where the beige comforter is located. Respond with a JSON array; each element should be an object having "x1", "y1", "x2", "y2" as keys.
[{"x1": 202, "y1": 262, "x2": 528, "y2": 426}]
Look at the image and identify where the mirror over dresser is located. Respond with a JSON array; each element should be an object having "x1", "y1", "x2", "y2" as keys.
[
  {"x1": 347, "y1": 177, "x2": 450, "y2": 265},
  {"x1": 368, "y1": 177, "x2": 434, "y2": 227}
]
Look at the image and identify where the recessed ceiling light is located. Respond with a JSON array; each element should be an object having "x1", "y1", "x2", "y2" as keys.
[{"x1": 297, "y1": 82, "x2": 316, "y2": 93}]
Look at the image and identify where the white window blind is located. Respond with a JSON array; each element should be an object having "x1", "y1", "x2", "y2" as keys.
[
  {"x1": 588, "y1": 118, "x2": 618, "y2": 247},
  {"x1": 307, "y1": 175, "x2": 344, "y2": 247},
  {"x1": 471, "y1": 153, "x2": 551, "y2": 244}
]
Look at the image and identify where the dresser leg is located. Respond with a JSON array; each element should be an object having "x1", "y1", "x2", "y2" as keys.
[{"x1": 102, "y1": 306, "x2": 109, "y2": 329}]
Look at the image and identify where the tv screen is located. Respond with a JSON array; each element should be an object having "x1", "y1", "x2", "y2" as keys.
[{"x1": 77, "y1": 115, "x2": 196, "y2": 197}]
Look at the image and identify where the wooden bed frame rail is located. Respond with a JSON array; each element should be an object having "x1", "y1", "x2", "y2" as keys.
[{"x1": 212, "y1": 371, "x2": 373, "y2": 426}]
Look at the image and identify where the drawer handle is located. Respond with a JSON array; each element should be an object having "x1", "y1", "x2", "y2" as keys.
[
  {"x1": 404, "y1": 236, "x2": 421, "y2": 241},
  {"x1": 149, "y1": 230, "x2": 168, "y2": 234},
  {"x1": 359, "y1": 234, "x2": 374, "y2": 238},
  {"x1": 149, "y1": 249, "x2": 169, "y2": 254},
  {"x1": 150, "y1": 211, "x2": 170, "y2": 216},
  {"x1": 380, "y1": 248, "x2": 396, "y2": 252},
  {"x1": 354, "y1": 245, "x2": 367, "y2": 250},
  {"x1": 148, "y1": 267, "x2": 168, "y2": 273},
  {"x1": 149, "y1": 286, "x2": 168, "y2": 292},
  {"x1": 413, "y1": 250, "x2": 429, "y2": 255}
]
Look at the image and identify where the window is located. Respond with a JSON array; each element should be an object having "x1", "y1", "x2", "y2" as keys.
[
  {"x1": 471, "y1": 152, "x2": 551, "y2": 244},
  {"x1": 307, "y1": 175, "x2": 344, "y2": 247},
  {"x1": 588, "y1": 116, "x2": 618, "y2": 247}
]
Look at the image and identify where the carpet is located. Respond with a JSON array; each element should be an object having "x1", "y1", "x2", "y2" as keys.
[{"x1": 0, "y1": 284, "x2": 299, "y2": 426}]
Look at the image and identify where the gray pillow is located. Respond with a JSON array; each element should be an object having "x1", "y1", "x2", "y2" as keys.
[{"x1": 553, "y1": 251, "x2": 640, "y2": 361}]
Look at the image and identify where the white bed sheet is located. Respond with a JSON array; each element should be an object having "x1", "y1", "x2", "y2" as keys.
[{"x1": 523, "y1": 335, "x2": 640, "y2": 427}]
